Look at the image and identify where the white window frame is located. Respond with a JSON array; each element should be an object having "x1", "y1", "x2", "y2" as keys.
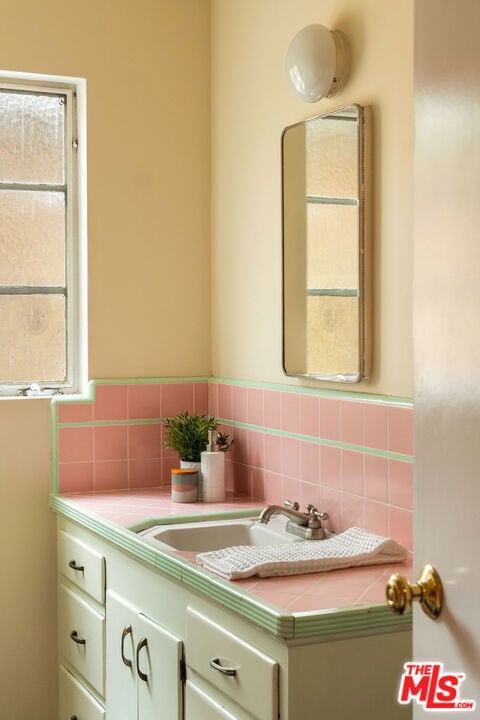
[{"x1": 0, "y1": 71, "x2": 87, "y2": 397}]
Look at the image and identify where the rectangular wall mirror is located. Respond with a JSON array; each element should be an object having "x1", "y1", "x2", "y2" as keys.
[{"x1": 282, "y1": 104, "x2": 369, "y2": 383}]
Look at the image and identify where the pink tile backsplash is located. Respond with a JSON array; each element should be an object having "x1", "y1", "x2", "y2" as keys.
[
  {"x1": 340, "y1": 400, "x2": 364, "y2": 446},
  {"x1": 321, "y1": 487, "x2": 342, "y2": 533},
  {"x1": 129, "y1": 458, "x2": 163, "y2": 488},
  {"x1": 341, "y1": 449, "x2": 364, "y2": 495},
  {"x1": 59, "y1": 427, "x2": 93, "y2": 463},
  {"x1": 247, "y1": 430, "x2": 265, "y2": 469},
  {"x1": 95, "y1": 460, "x2": 129, "y2": 491},
  {"x1": 264, "y1": 434, "x2": 282, "y2": 474},
  {"x1": 364, "y1": 403, "x2": 388, "y2": 450},
  {"x1": 128, "y1": 424, "x2": 161, "y2": 459},
  {"x1": 58, "y1": 402, "x2": 94, "y2": 423},
  {"x1": 388, "y1": 405, "x2": 414, "y2": 455},
  {"x1": 281, "y1": 393, "x2": 300, "y2": 434},
  {"x1": 162, "y1": 383, "x2": 194, "y2": 417},
  {"x1": 388, "y1": 459, "x2": 414, "y2": 509},
  {"x1": 55, "y1": 379, "x2": 413, "y2": 550},
  {"x1": 281, "y1": 436, "x2": 301, "y2": 479},
  {"x1": 217, "y1": 383, "x2": 233, "y2": 420},
  {"x1": 193, "y1": 382, "x2": 209, "y2": 415},
  {"x1": 247, "y1": 388, "x2": 264, "y2": 426},
  {"x1": 94, "y1": 425, "x2": 128, "y2": 462},
  {"x1": 94, "y1": 384, "x2": 128, "y2": 421},
  {"x1": 389, "y1": 506, "x2": 413, "y2": 551},
  {"x1": 365, "y1": 499, "x2": 389, "y2": 537},
  {"x1": 264, "y1": 389, "x2": 282, "y2": 430},
  {"x1": 320, "y1": 445, "x2": 341, "y2": 489},
  {"x1": 319, "y1": 398, "x2": 341, "y2": 441},
  {"x1": 58, "y1": 462, "x2": 94, "y2": 493},
  {"x1": 299, "y1": 394, "x2": 319, "y2": 436},
  {"x1": 364, "y1": 455, "x2": 389, "y2": 502},
  {"x1": 232, "y1": 385, "x2": 248, "y2": 424},
  {"x1": 341, "y1": 493, "x2": 365, "y2": 531},
  {"x1": 299, "y1": 441, "x2": 319, "y2": 484},
  {"x1": 127, "y1": 384, "x2": 161, "y2": 420}
]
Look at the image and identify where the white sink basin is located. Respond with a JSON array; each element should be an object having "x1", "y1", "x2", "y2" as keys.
[{"x1": 137, "y1": 515, "x2": 302, "y2": 552}]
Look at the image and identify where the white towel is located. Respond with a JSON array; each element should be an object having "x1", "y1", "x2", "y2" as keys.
[{"x1": 196, "y1": 527, "x2": 408, "y2": 580}]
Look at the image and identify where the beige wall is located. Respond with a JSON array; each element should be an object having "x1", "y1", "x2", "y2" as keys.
[
  {"x1": 0, "y1": 1, "x2": 210, "y2": 718},
  {"x1": 0, "y1": 1, "x2": 413, "y2": 716},
  {"x1": 210, "y1": 0, "x2": 413, "y2": 398}
]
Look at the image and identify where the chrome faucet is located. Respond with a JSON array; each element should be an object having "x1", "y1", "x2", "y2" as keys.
[{"x1": 259, "y1": 500, "x2": 329, "y2": 540}]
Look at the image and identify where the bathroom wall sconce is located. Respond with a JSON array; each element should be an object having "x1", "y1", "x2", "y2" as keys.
[{"x1": 286, "y1": 24, "x2": 350, "y2": 103}]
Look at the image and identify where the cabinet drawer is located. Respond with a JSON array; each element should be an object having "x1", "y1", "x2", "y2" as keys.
[
  {"x1": 59, "y1": 584, "x2": 105, "y2": 697},
  {"x1": 185, "y1": 680, "x2": 240, "y2": 719},
  {"x1": 58, "y1": 530, "x2": 105, "y2": 604},
  {"x1": 59, "y1": 665, "x2": 105, "y2": 720},
  {"x1": 185, "y1": 608, "x2": 278, "y2": 720}
]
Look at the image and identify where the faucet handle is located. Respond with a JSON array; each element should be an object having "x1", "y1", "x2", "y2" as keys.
[
  {"x1": 305, "y1": 505, "x2": 329, "y2": 528},
  {"x1": 284, "y1": 499, "x2": 300, "y2": 511},
  {"x1": 305, "y1": 503, "x2": 328, "y2": 517}
]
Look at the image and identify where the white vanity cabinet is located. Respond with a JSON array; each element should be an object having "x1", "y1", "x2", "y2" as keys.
[
  {"x1": 57, "y1": 528, "x2": 106, "y2": 719},
  {"x1": 56, "y1": 517, "x2": 412, "y2": 720},
  {"x1": 106, "y1": 590, "x2": 183, "y2": 720}
]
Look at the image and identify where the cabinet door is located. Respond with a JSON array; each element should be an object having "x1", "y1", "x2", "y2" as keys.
[
  {"x1": 185, "y1": 680, "x2": 240, "y2": 720},
  {"x1": 136, "y1": 611, "x2": 183, "y2": 720},
  {"x1": 106, "y1": 591, "x2": 137, "y2": 720},
  {"x1": 106, "y1": 590, "x2": 183, "y2": 720}
]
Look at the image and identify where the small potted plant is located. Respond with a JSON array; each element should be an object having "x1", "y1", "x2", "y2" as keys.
[{"x1": 163, "y1": 411, "x2": 233, "y2": 468}]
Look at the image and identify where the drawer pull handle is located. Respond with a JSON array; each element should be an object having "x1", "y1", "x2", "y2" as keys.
[
  {"x1": 209, "y1": 657, "x2": 238, "y2": 677},
  {"x1": 121, "y1": 625, "x2": 133, "y2": 668},
  {"x1": 136, "y1": 637, "x2": 149, "y2": 682},
  {"x1": 68, "y1": 560, "x2": 85, "y2": 572},
  {"x1": 70, "y1": 630, "x2": 86, "y2": 645}
]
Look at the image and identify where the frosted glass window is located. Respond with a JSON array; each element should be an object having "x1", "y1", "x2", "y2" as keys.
[
  {"x1": 0, "y1": 191, "x2": 65, "y2": 286},
  {"x1": 0, "y1": 78, "x2": 83, "y2": 395},
  {"x1": 0, "y1": 295, "x2": 66, "y2": 382},
  {"x1": 0, "y1": 91, "x2": 65, "y2": 185}
]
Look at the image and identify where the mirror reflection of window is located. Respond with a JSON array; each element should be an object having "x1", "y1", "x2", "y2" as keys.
[{"x1": 282, "y1": 105, "x2": 368, "y2": 382}]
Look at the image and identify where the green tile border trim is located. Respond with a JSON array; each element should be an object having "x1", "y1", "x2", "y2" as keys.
[
  {"x1": 218, "y1": 418, "x2": 413, "y2": 463},
  {"x1": 52, "y1": 496, "x2": 412, "y2": 641},
  {"x1": 292, "y1": 603, "x2": 411, "y2": 638},
  {"x1": 210, "y1": 376, "x2": 413, "y2": 407},
  {"x1": 51, "y1": 375, "x2": 413, "y2": 407}
]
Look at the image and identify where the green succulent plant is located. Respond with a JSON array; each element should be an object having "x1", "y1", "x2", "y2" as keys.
[{"x1": 163, "y1": 411, "x2": 233, "y2": 462}]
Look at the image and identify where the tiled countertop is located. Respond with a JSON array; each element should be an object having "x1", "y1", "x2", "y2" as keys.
[{"x1": 51, "y1": 488, "x2": 412, "y2": 640}]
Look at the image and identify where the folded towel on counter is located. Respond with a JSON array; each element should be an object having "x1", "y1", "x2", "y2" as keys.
[{"x1": 196, "y1": 526, "x2": 408, "y2": 580}]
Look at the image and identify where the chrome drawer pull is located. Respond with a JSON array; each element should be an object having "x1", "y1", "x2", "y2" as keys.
[
  {"x1": 136, "y1": 637, "x2": 149, "y2": 682},
  {"x1": 121, "y1": 625, "x2": 133, "y2": 668},
  {"x1": 68, "y1": 560, "x2": 84, "y2": 572},
  {"x1": 70, "y1": 630, "x2": 86, "y2": 645},
  {"x1": 209, "y1": 657, "x2": 238, "y2": 676}
]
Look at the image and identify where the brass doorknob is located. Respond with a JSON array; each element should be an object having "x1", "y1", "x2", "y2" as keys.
[{"x1": 386, "y1": 564, "x2": 443, "y2": 620}]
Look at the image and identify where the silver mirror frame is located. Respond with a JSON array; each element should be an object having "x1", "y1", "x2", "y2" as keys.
[{"x1": 281, "y1": 104, "x2": 371, "y2": 383}]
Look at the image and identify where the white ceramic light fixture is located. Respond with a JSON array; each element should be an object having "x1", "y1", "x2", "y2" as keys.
[{"x1": 286, "y1": 24, "x2": 350, "y2": 102}]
